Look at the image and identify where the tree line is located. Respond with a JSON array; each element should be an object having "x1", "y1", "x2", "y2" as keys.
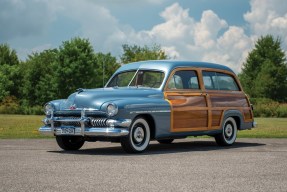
[
  {"x1": 0, "y1": 37, "x2": 167, "y2": 114},
  {"x1": 0, "y1": 35, "x2": 286, "y2": 115}
]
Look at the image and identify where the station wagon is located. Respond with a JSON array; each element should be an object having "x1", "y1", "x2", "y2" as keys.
[{"x1": 39, "y1": 60, "x2": 256, "y2": 153}]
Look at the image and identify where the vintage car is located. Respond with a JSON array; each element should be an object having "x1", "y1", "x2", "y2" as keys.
[{"x1": 39, "y1": 60, "x2": 256, "y2": 153}]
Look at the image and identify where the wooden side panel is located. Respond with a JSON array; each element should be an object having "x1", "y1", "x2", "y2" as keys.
[
  {"x1": 173, "y1": 110, "x2": 208, "y2": 129},
  {"x1": 166, "y1": 94, "x2": 209, "y2": 132},
  {"x1": 210, "y1": 95, "x2": 248, "y2": 107},
  {"x1": 168, "y1": 95, "x2": 207, "y2": 107},
  {"x1": 243, "y1": 109, "x2": 253, "y2": 120},
  {"x1": 211, "y1": 110, "x2": 222, "y2": 126},
  {"x1": 208, "y1": 93, "x2": 254, "y2": 128}
]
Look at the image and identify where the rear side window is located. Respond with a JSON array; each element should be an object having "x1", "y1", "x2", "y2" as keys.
[
  {"x1": 167, "y1": 70, "x2": 199, "y2": 90},
  {"x1": 202, "y1": 71, "x2": 240, "y2": 91}
]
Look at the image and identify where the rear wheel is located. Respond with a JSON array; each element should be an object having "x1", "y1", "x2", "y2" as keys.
[
  {"x1": 121, "y1": 118, "x2": 150, "y2": 153},
  {"x1": 56, "y1": 136, "x2": 85, "y2": 150},
  {"x1": 157, "y1": 139, "x2": 174, "y2": 144},
  {"x1": 215, "y1": 117, "x2": 237, "y2": 146}
]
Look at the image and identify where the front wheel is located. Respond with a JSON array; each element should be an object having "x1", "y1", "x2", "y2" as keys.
[
  {"x1": 121, "y1": 118, "x2": 150, "y2": 153},
  {"x1": 215, "y1": 117, "x2": 237, "y2": 146},
  {"x1": 56, "y1": 136, "x2": 85, "y2": 150}
]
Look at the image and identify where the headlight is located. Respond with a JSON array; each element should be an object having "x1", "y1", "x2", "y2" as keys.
[
  {"x1": 44, "y1": 103, "x2": 55, "y2": 115},
  {"x1": 106, "y1": 103, "x2": 118, "y2": 117}
]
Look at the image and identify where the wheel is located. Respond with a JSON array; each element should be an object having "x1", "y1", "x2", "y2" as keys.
[
  {"x1": 56, "y1": 136, "x2": 85, "y2": 150},
  {"x1": 121, "y1": 117, "x2": 150, "y2": 153},
  {"x1": 215, "y1": 117, "x2": 237, "y2": 146},
  {"x1": 157, "y1": 139, "x2": 174, "y2": 144}
]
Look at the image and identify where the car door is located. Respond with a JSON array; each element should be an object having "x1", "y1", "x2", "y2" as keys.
[{"x1": 164, "y1": 68, "x2": 210, "y2": 132}]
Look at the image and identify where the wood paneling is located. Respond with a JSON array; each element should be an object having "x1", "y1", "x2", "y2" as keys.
[
  {"x1": 210, "y1": 95, "x2": 248, "y2": 107},
  {"x1": 168, "y1": 95, "x2": 207, "y2": 107},
  {"x1": 164, "y1": 67, "x2": 254, "y2": 133},
  {"x1": 165, "y1": 93, "x2": 209, "y2": 132},
  {"x1": 243, "y1": 109, "x2": 252, "y2": 120},
  {"x1": 173, "y1": 110, "x2": 208, "y2": 129},
  {"x1": 212, "y1": 110, "x2": 222, "y2": 127}
]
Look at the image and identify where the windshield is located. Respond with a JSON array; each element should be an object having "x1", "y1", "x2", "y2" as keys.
[{"x1": 106, "y1": 70, "x2": 165, "y2": 88}]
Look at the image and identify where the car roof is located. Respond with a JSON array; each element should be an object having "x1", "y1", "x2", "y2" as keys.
[{"x1": 115, "y1": 60, "x2": 234, "y2": 74}]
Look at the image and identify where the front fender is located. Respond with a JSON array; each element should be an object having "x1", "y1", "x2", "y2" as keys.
[
  {"x1": 47, "y1": 99, "x2": 66, "y2": 111},
  {"x1": 101, "y1": 98, "x2": 172, "y2": 137}
]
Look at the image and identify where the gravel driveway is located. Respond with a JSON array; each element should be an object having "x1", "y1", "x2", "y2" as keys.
[{"x1": 0, "y1": 138, "x2": 286, "y2": 192}]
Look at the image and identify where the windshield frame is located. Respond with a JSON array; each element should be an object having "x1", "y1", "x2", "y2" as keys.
[{"x1": 105, "y1": 69, "x2": 166, "y2": 89}]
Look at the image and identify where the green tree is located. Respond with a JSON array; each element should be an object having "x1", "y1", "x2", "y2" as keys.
[
  {"x1": 21, "y1": 49, "x2": 58, "y2": 106},
  {"x1": 0, "y1": 44, "x2": 19, "y2": 66},
  {"x1": 0, "y1": 44, "x2": 20, "y2": 101},
  {"x1": 239, "y1": 35, "x2": 287, "y2": 102},
  {"x1": 56, "y1": 37, "x2": 97, "y2": 98},
  {"x1": 120, "y1": 44, "x2": 168, "y2": 64},
  {"x1": 95, "y1": 52, "x2": 120, "y2": 88}
]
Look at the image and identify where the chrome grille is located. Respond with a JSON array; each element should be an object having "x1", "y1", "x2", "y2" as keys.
[
  {"x1": 61, "y1": 121, "x2": 81, "y2": 126},
  {"x1": 90, "y1": 118, "x2": 107, "y2": 127},
  {"x1": 54, "y1": 116, "x2": 107, "y2": 127},
  {"x1": 60, "y1": 117, "x2": 81, "y2": 127}
]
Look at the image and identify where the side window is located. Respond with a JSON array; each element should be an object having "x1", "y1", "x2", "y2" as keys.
[
  {"x1": 216, "y1": 72, "x2": 239, "y2": 91},
  {"x1": 203, "y1": 71, "x2": 239, "y2": 91},
  {"x1": 167, "y1": 70, "x2": 199, "y2": 90},
  {"x1": 168, "y1": 75, "x2": 183, "y2": 89},
  {"x1": 203, "y1": 71, "x2": 218, "y2": 90}
]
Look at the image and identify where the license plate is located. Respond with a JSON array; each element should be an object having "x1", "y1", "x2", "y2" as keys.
[{"x1": 61, "y1": 127, "x2": 75, "y2": 135}]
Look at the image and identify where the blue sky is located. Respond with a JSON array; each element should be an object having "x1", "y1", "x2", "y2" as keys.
[{"x1": 1, "y1": 0, "x2": 287, "y2": 72}]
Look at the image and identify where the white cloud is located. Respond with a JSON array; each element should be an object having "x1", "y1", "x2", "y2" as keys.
[
  {"x1": 134, "y1": 1, "x2": 287, "y2": 72},
  {"x1": 134, "y1": 3, "x2": 248, "y2": 72},
  {"x1": 244, "y1": 0, "x2": 287, "y2": 49},
  {"x1": 162, "y1": 46, "x2": 180, "y2": 59},
  {"x1": 194, "y1": 10, "x2": 227, "y2": 48},
  {"x1": 1, "y1": 0, "x2": 287, "y2": 73},
  {"x1": 0, "y1": 0, "x2": 54, "y2": 40}
]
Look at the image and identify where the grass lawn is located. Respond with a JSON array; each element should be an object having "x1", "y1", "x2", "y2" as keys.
[
  {"x1": 238, "y1": 118, "x2": 287, "y2": 138},
  {"x1": 0, "y1": 114, "x2": 51, "y2": 139},
  {"x1": 0, "y1": 115, "x2": 286, "y2": 139}
]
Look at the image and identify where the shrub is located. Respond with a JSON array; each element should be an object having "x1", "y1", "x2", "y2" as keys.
[
  {"x1": 251, "y1": 98, "x2": 287, "y2": 117},
  {"x1": 276, "y1": 104, "x2": 287, "y2": 118},
  {"x1": 0, "y1": 96, "x2": 44, "y2": 115},
  {"x1": 19, "y1": 105, "x2": 44, "y2": 115},
  {"x1": 0, "y1": 96, "x2": 20, "y2": 114}
]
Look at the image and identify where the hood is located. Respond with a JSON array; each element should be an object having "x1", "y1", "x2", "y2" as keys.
[{"x1": 60, "y1": 87, "x2": 163, "y2": 110}]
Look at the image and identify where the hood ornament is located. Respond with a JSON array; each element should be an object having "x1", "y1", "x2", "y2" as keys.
[
  {"x1": 76, "y1": 88, "x2": 84, "y2": 93},
  {"x1": 70, "y1": 104, "x2": 77, "y2": 110}
]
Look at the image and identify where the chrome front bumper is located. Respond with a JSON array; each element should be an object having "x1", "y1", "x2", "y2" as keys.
[
  {"x1": 38, "y1": 109, "x2": 131, "y2": 137},
  {"x1": 39, "y1": 125, "x2": 129, "y2": 137}
]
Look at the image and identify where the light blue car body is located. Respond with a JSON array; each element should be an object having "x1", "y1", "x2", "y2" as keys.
[{"x1": 39, "y1": 60, "x2": 235, "y2": 139}]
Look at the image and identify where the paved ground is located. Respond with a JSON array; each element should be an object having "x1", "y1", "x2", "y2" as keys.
[{"x1": 0, "y1": 138, "x2": 286, "y2": 192}]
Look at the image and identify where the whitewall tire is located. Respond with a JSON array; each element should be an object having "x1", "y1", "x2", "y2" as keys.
[
  {"x1": 121, "y1": 117, "x2": 150, "y2": 153},
  {"x1": 215, "y1": 117, "x2": 237, "y2": 146}
]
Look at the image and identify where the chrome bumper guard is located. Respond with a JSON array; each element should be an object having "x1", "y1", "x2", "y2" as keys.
[{"x1": 38, "y1": 109, "x2": 131, "y2": 137}]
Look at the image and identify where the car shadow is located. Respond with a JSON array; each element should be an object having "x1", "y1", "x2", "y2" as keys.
[{"x1": 48, "y1": 140, "x2": 266, "y2": 156}]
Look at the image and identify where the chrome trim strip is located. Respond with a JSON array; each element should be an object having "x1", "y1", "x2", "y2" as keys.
[{"x1": 130, "y1": 110, "x2": 170, "y2": 114}]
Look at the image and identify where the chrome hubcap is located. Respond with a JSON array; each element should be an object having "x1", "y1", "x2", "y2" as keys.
[
  {"x1": 225, "y1": 124, "x2": 233, "y2": 138},
  {"x1": 133, "y1": 127, "x2": 145, "y2": 143}
]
